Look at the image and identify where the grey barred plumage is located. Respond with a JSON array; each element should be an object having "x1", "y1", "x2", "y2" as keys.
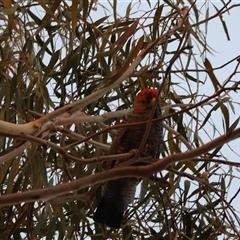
[{"x1": 93, "y1": 88, "x2": 163, "y2": 228}]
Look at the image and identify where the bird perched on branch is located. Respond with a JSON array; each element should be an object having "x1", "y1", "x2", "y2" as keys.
[{"x1": 93, "y1": 88, "x2": 163, "y2": 228}]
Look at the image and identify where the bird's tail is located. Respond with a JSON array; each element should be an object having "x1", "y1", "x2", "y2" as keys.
[{"x1": 93, "y1": 197, "x2": 123, "y2": 228}]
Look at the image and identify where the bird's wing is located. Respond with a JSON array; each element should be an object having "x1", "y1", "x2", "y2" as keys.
[{"x1": 103, "y1": 115, "x2": 130, "y2": 170}]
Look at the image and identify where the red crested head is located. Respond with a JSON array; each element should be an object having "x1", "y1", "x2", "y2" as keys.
[{"x1": 133, "y1": 88, "x2": 158, "y2": 113}]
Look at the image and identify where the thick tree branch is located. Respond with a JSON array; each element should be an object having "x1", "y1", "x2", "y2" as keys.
[{"x1": 1, "y1": 126, "x2": 240, "y2": 206}]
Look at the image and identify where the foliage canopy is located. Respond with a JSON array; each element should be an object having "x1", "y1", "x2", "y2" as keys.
[{"x1": 0, "y1": 0, "x2": 240, "y2": 239}]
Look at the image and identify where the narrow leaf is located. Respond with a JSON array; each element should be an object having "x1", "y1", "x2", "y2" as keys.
[
  {"x1": 114, "y1": 19, "x2": 139, "y2": 46},
  {"x1": 204, "y1": 58, "x2": 221, "y2": 91}
]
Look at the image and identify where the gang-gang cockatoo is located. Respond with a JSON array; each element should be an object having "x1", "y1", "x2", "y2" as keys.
[{"x1": 93, "y1": 88, "x2": 163, "y2": 228}]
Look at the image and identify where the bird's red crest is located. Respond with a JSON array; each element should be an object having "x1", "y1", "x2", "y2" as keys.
[
  {"x1": 133, "y1": 88, "x2": 158, "y2": 112},
  {"x1": 137, "y1": 88, "x2": 158, "y2": 99}
]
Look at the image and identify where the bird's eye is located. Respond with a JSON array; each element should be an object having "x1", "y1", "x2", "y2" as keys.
[{"x1": 141, "y1": 100, "x2": 145, "y2": 104}]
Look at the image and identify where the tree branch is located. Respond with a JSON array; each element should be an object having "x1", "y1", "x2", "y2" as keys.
[{"x1": 1, "y1": 126, "x2": 240, "y2": 206}]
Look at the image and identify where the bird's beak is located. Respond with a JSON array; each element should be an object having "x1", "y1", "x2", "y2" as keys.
[{"x1": 151, "y1": 97, "x2": 156, "y2": 106}]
